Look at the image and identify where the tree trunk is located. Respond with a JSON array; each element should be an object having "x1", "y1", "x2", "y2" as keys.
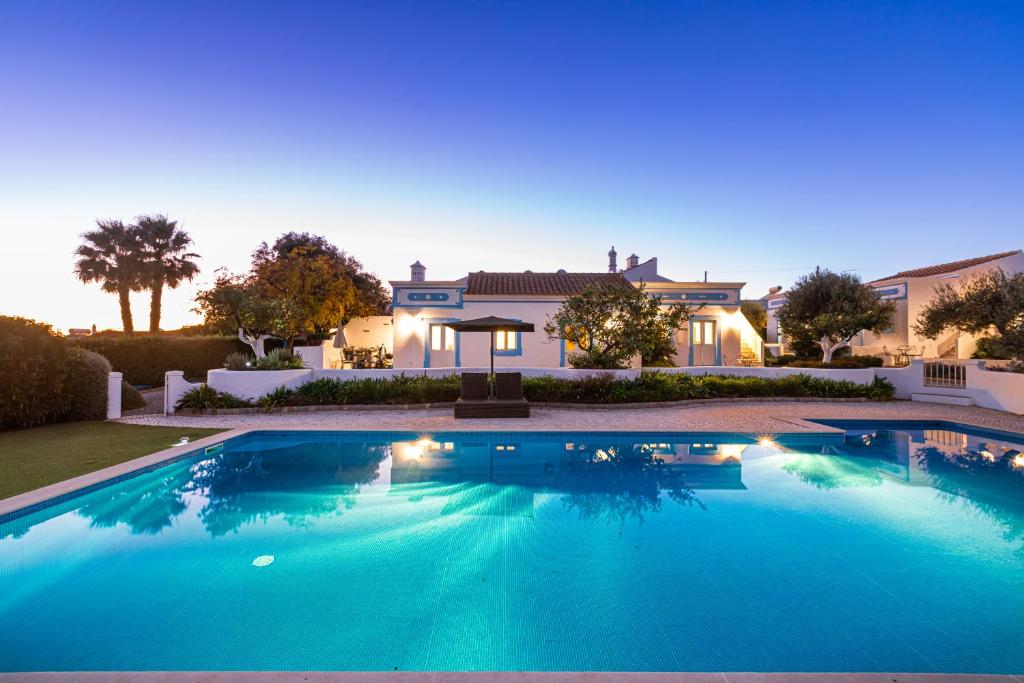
[
  {"x1": 820, "y1": 336, "x2": 850, "y2": 364},
  {"x1": 149, "y1": 282, "x2": 163, "y2": 334},
  {"x1": 238, "y1": 329, "x2": 272, "y2": 357},
  {"x1": 118, "y1": 286, "x2": 134, "y2": 336}
]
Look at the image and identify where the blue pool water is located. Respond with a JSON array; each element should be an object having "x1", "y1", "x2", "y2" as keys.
[{"x1": 2, "y1": 423, "x2": 1023, "y2": 673}]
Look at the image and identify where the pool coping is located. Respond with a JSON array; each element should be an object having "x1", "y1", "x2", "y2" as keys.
[{"x1": 0, "y1": 671, "x2": 1020, "y2": 681}]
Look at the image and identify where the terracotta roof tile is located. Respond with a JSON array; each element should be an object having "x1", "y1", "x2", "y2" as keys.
[
  {"x1": 465, "y1": 271, "x2": 631, "y2": 296},
  {"x1": 870, "y1": 250, "x2": 1021, "y2": 283}
]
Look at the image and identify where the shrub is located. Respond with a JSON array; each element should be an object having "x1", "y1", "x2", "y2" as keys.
[
  {"x1": 72, "y1": 335, "x2": 248, "y2": 386},
  {"x1": 252, "y1": 348, "x2": 304, "y2": 371},
  {"x1": 258, "y1": 386, "x2": 294, "y2": 410},
  {"x1": 0, "y1": 317, "x2": 73, "y2": 429},
  {"x1": 972, "y1": 337, "x2": 1013, "y2": 360},
  {"x1": 175, "y1": 385, "x2": 252, "y2": 411},
  {"x1": 224, "y1": 351, "x2": 255, "y2": 370},
  {"x1": 63, "y1": 348, "x2": 113, "y2": 422},
  {"x1": 121, "y1": 381, "x2": 147, "y2": 411}
]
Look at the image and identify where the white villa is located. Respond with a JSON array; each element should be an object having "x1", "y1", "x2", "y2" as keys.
[
  {"x1": 326, "y1": 248, "x2": 765, "y2": 370},
  {"x1": 764, "y1": 250, "x2": 1024, "y2": 360}
]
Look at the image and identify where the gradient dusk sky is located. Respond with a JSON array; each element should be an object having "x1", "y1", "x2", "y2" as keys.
[{"x1": 1, "y1": 0, "x2": 1021, "y2": 331}]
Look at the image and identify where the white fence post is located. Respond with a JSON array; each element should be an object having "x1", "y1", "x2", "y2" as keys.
[
  {"x1": 164, "y1": 370, "x2": 191, "y2": 415},
  {"x1": 107, "y1": 371, "x2": 123, "y2": 420}
]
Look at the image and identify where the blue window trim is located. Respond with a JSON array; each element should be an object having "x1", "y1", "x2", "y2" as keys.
[
  {"x1": 423, "y1": 318, "x2": 460, "y2": 368},
  {"x1": 493, "y1": 319, "x2": 523, "y2": 357},
  {"x1": 393, "y1": 287, "x2": 465, "y2": 309},
  {"x1": 687, "y1": 315, "x2": 722, "y2": 366}
]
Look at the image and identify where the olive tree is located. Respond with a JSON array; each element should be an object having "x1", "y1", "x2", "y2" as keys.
[
  {"x1": 544, "y1": 283, "x2": 699, "y2": 369},
  {"x1": 914, "y1": 269, "x2": 1024, "y2": 359},
  {"x1": 775, "y1": 269, "x2": 895, "y2": 364}
]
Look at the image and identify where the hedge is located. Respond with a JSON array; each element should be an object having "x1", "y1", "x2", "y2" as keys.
[
  {"x1": 72, "y1": 335, "x2": 248, "y2": 386},
  {"x1": 0, "y1": 317, "x2": 117, "y2": 430},
  {"x1": 176, "y1": 372, "x2": 895, "y2": 411},
  {"x1": 0, "y1": 317, "x2": 71, "y2": 429},
  {"x1": 64, "y1": 348, "x2": 112, "y2": 422}
]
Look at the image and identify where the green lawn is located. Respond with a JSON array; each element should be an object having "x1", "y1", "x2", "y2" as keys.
[{"x1": 0, "y1": 422, "x2": 226, "y2": 500}]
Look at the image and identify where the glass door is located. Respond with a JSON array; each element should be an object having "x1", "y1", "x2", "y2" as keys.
[
  {"x1": 428, "y1": 324, "x2": 456, "y2": 367},
  {"x1": 691, "y1": 320, "x2": 717, "y2": 366}
]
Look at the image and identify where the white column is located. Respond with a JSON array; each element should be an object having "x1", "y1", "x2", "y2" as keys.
[
  {"x1": 164, "y1": 370, "x2": 186, "y2": 415},
  {"x1": 107, "y1": 371, "x2": 123, "y2": 420}
]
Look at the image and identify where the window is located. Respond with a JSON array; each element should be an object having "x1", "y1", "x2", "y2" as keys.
[
  {"x1": 430, "y1": 324, "x2": 455, "y2": 351},
  {"x1": 495, "y1": 329, "x2": 517, "y2": 351}
]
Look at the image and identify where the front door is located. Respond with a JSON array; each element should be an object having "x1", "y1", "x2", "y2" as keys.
[
  {"x1": 691, "y1": 320, "x2": 717, "y2": 366},
  {"x1": 428, "y1": 323, "x2": 456, "y2": 367}
]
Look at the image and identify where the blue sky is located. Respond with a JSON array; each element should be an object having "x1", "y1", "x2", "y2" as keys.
[{"x1": 1, "y1": 0, "x2": 1021, "y2": 330}]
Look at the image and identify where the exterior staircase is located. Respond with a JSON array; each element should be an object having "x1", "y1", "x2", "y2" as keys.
[
  {"x1": 739, "y1": 340, "x2": 761, "y2": 365},
  {"x1": 937, "y1": 333, "x2": 959, "y2": 359}
]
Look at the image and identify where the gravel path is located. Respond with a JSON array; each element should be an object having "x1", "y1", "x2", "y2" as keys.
[{"x1": 117, "y1": 400, "x2": 1024, "y2": 435}]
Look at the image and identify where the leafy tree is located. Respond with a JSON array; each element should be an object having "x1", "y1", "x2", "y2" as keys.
[
  {"x1": 256, "y1": 232, "x2": 391, "y2": 324},
  {"x1": 775, "y1": 269, "x2": 895, "y2": 364},
  {"x1": 740, "y1": 300, "x2": 767, "y2": 339},
  {"x1": 136, "y1": 214, "x2": 200, "y2": 334},
  {"x1": 544, "y1": 283, "x2": 700, "y2": 369},
  {"x1": 193, "y1": 270, "x2": 282, "y2": 356},
  {"x1": 74, "y1": 219, "x2": 145, "y2": 334},
  {"x1": 194, "y1": 233, "x2": 390, "y2": 352},
  {"x1": 914, "y1": 269, "x2": 1024, "y2": 359}
]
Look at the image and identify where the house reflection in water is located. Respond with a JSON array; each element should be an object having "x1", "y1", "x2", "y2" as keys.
[{"x1": 388, "y1": 436, "x2": 747, "y2": 523}]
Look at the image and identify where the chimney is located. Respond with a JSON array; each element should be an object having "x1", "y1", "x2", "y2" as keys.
[
  {"x1": 410, "y1": 260, "x2": 426, "y2": 282},
  {"x1": 608, "y1": 246, "x2": 617, "y2": 273},
  {"x1": 626, "y1": 253, "x2": 639, "y2": 270}
]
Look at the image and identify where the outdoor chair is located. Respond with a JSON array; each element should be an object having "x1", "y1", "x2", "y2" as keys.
[
  {"x1": 460, "y1": 372, "x2": 490, "y2": 401},
  {"x1": 494, "y1": 372, "x2": 524, "y2": 400},
  {"x1": 454, "y1": 371, "x2": 530, "y2": 419}
]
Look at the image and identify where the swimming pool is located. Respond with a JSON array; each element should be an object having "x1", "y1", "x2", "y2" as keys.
[{"x1": 1, "y1": 423, "x2": 1023, "y2": 673}]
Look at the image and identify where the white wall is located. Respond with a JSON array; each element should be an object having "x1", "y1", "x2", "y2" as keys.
[
  {"x1": 207, "y1": 368, "x2": 313, "y2": 400},
  {"x1": 877, "y1": 359, "x2": 1024, "y2": 414},
  {"x1": 162, "y1": 360, "x2": 1023, "y2": 415}
]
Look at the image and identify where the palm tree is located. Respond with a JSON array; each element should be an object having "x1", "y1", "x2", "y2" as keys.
[
  {"x1": 74, "y1": 220, "x2": 145, "y2": 334},
  {"x1": 136, "y1": 215, "x2": 200, "y2": 333}
]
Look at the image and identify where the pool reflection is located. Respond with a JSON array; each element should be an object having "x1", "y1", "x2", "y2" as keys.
[{"x1": 5, "y1": 427, "x2": 1021, "y2": 542}]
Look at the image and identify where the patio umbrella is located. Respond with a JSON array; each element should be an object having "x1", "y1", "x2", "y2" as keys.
[{"x1": 445, "y1": 316, "x2": 535, "y2": 388}]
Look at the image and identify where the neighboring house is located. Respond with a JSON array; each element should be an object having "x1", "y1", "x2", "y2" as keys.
[
  {"x1": 386, "y1": 250, "x2": 764, "y2": 369},
  {"x1": 764, "y1": 250, "x2": 1024, "y2": 359}
]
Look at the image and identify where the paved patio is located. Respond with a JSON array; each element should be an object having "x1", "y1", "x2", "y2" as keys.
[{"x1": 118, "y1": 400, "x2": 1024, "y2": 435}]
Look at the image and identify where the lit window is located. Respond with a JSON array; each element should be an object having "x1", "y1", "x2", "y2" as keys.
[
  {"x1": 430, "y1": 325, "x2": 455, "y2": 352},
  {"x1": 496, "y1": 330, "x2": 517, "y2": 351}
]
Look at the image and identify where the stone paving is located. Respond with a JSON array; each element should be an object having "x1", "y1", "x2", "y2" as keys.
[{"x1": 118, "y1": 400, "x2": 1024, "y2": 435}]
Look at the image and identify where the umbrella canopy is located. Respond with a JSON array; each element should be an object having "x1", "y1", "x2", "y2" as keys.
[
  {"x1": 444, "y1": 316, "x2": 535, "y2": 333},
  {"x1": 445, "y1": 317, "x2": 536, "y2": 395}
]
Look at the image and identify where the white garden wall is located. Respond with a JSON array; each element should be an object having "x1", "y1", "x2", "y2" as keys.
[
  {"x1": 877, "y1": 359, "x2": 1024, "y2": 414},
  {"x1": 160, "y1": 361, "x2": 1024, "y2": 416}
]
